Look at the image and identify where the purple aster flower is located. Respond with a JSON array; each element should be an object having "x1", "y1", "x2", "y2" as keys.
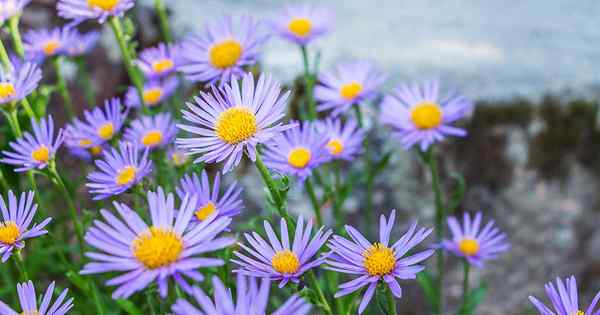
[
  {"x1": 67, "y1": 97, "x2": 128, "y2": 147},
  {"x1": 380, "y1": 80, "x2": 472, "y2": 151},
  {"x1": 176, "y1": 170, "x2": 243, "y2": 224},
  {"x1": 315, "y1": 60, "x2": 386, "y2": 116},
  {"x1": 167, "y1": 146, "x2": 188, "y2": 167},
  {"x1": 441, "y1": 211, "x2": 509, "y2": 267},
  {"x1": 86, "y1": 141, "x2": 152, "y2": 200},
  {"x1": 178, "y1": 15, "x2": 266, "y2": 86},
  {"x1": 316, "y1": 118, "x2": 364, "y2": 161},
  {"x1": 0, "y1": 62, "x2": 41, "y2": 106},
  {"x1": 65, "y1": 29, "x2": 100, "y2": 57},
  {"x1": 177, "y1": 72, "x2": 293, "y2": 174},
  {"x1": 24, "y1": 27, "x2": 76, "y2": 62},
  {"x1": 270, "y1": 4, "x2": 332, "y2": 46},
  {"x1": 326, "y1": 210, "x2": 435, "y2": 314},
  {"x1": 233, "y1": 215, "x2": 332, "y2": 288},
  {"x1": 171, "y1": 274, "x2": 311, "y2": 315},
  {"x1": 81, "y1": 187, "x2": 235, "y2": 298},
  {"x1": 529, "y1": 276, "x2": 600, "y2": 315},
  {"x1": 124, "y1": 112, "x2": 177, "y2": 151},
  {"x1": 263, "y1": 122, "x2": 328, "y2": 181},
  {"x1": 0, "y1": 281, "x2": 73, "y2": 315},
  {"x1": 0, "y1": 190, "x2": 51, "y2": 262},
  {"x1": 0, "y1": 0, "x2": 31, "y2": 24},
  {"x1": 124, "y1": 77, "x2": 178, "y2": 108},
  {"x1": 1, "y1": 116, "x2": 64, "y2": 172},
  {"x1": 136, "y1": 43, "x2": 181, "y2": 79},
  {"x1": 57, "y1": 0, "x2": 134, "y2": 24}
]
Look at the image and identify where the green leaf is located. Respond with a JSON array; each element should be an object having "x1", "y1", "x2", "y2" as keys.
[
  {"x1": 65, "y1": 271, "x2": 90, "y2": 293},
  {"x1": 416, "y1": 271, "x2": 439, "y2": 311},
  {"x1": 447, "y1": 172, "x2": 466, "y2": 213},
  {"x1": 456, "y1": 282, "x2": 488, "y2": 315},
  {"x1": 116, "y1": 299, "x2": 142, "y2": 315}
]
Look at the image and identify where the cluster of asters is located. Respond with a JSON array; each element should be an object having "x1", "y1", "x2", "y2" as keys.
[{"x1": 0, "y1": 1, "x2": 596, "y2": 315}]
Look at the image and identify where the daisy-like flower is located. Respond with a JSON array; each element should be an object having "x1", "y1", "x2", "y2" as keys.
[
  {"x1": 0, "y1": 62, "x2": 41, "y2": 106},
  {"x1": 124, "y1": 112, "x2": 177, "y2": 151},
  {"x1": 68, "y1": 97, "x2": 128, "y2": 147},
  {"x1": 1, "y1": 116, "x2": 64, "y2": 172},
  {"x1": 136, "y1": 43, "x2": 181, "y2": 79},
  {"x1": 316, "y1": 118, "x2": 364, "y2": 161},
  {"x1": 57, "y1": 0, "x2": 134, "y2": 24},
  {"x1": 315, "y1": 61, "x2": 386, "y2": 116},
  {"x1": 81, "y1": 187, "x2": 235, "y2": 298},
  {"x1": 178, "y1": 15, "x2": 266, "y2": 86},
  {"x1": 177, "y1": 72, "x2": 292, "y2": 173},
  {"x1": 63, "y1": 119, "x2": 107, "y2": 161},
  {"x1": 529, "y1": 276, "x2": 600, "y2": 315},
  {"x1": 86, "y1": 141, "x2": 152, "y2": 200},
  {"x1": 270, "y1": 4, "x2": 332, "y2": 46},
  {"x1": 167, "y1": 146, "x2": 188, "y2": 167},
  {"x1": 176, "y1": 170, "x2": 243, "y2": 223},
  {"x1": 441, "y1": 211, "x2": 509, "y2": 267},
  {"x1": 0, "y1": 191, "x2": 51, "y2": 262},
  {"x1": 24, "y1": 27, "x2": 76, "y2": 61},
  {"x1": 0, "y1": 0, "x2": 31, "y2": 24},
  {"x1": 65, "y1": 29, "x2": 100, "y2": 57},
  {"x1": 233, "y1": 215, "x2": 332, "y2": 288},
  {"x1": 171, "y1": 274, "x2": 311, "y2": 315},
  {"x1": 380, "y1": 80, "x2": 472, "y2": 151},
  {"x1": 124, "y1": 77, "x2": 178, "y2": 108},
  {"x1": 326, "y1": 210, "x2": 434, "y2": 314},
  {"x1": 0, "y1": 281, "x2": 73, "y2": 315},
  {"x1": 263, "y1": 122, "x2": 328, "y2": 181}
]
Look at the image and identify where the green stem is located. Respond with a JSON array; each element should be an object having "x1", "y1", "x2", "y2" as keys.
[
  {"x1": 154, "y1": 0, "x2": 172, "y2": 42},
  {"x1": 254, "y1": 148, "x2": 289, "y2": 221},
  {"x1": 386, "y1": 286, "x2": 398, "y2": 315},
  {"x1": 0, "y1": 38, "x2": 12, "y2": 70},
  {"x1": 8, "y1": 15, "x2": 24, "y2": 58},
  {"x1": 307, "y1": 271, "x2": 333, "y2": 315},
  {"x1": 0, "y1": 168, "x2": 8, "y2": 190},
  {"x1": 1, "y1": 262, "x2": 17, "y2": 303},
  {"x1": 89, "y1": 281, "x2": 106, "y2": 315},
  {"x1": 462, "y1": 260, "x2": 470, "y2": 307},
  {"x1": 300, "y1": 45, "x2": 317, "y2": 120},
  {"x1": 146, "y1": 288, "x2": 158, "y2": 315},
  {"x1": 75, "y1": 57, "x2": 96, "y2": 106},
  {"x1": 53, "y1": 57, "x2": 75, "y2": 119},
  {"x1": 14, "y1": 250, "x2": 29, "y2": 281},
  {"x1": 21, "y1": 98, "x2": 36, "y2": 121},
  {"x1": 304, "y1": 177, "x2": 323, "y2": 226},
  {"x1": 353, "y1": 104, "x2": 364, "y2": 128}
]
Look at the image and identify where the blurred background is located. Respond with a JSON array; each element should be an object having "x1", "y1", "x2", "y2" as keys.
[{"x1": 25, "y1": 1, "x2": 600, "y2": 314}]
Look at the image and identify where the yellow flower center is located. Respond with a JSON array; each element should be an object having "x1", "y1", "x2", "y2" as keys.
[
  {"x1": 132, "y1": 227, "x2": 183, "y2": 269},
  {"x1": 152, "y1": 59, "x2": 174, "y2": 74},
  {"x1": 339, "y1": 81, "x2": 363, "y2": 101},
  {"x1": 363, "y1": 242, "x2": 396, "y2": 276},
  {"x1": 410, "y1": 102, "x2": 443, "y2": 129},
  {"x1": 143, "y1": 88, "x2": 163, "y2": 106},
  {"x1": 87, "y1": 0, "x2": 119, "y2": 10},
  {"x1": 0, "y1": 221, "x2": 20, "y2": 245},
  {"x1": 570, "y1": 311, "x2": 585, "y2": 315},
  {"x1": 141, "y1": 130, "x2": 163, "y2": 147},
  {"x1": 209, "y1": 39, "x2": 243, "y2": 69},
  {"x1": 287, "y1": 147, "x2": 311, "y2": 169},
  {"x1": 215, "y1": 106, "x2": 257, "y2": 144},
  {"x1": 115, "y1": 166, "x2": 136, "y2": 186},
  {"x1": 79, "y1": 139, "x2": 93, "y2": 147},
  {"x1": 31, "y1": 145, "x2": 50, "y2": 163},
  {"x1": 326, "y1": 138, "x2": 344, "y2": 156},
  {"x1": 288, "y1": 18, "x2": 312, "y2": 37},
  {"x1": 458, "y1": 238, "x2": 480, "y2": 256},
  {"x1": 97, "y1": 122, "x2": 114, "y2": 140},
  {"x1": 171, "y1": 152, "x2": 186, "y2": 166},
  {"x1": 0, "y1": 82, "x2": 16, "y2": 98},
  {"x1": 271, "y1": 250, "x2": 300, "y2": 274},
  {"x1": 195, "y1": 201, "x2": 216, "y2": 221},
  {"x1": 89, "y1": 145, "x2": 103, "y2": 156},
  {"x1": 20, "y1": 311, "x2": 40, "y2": 315},
  {"x1": 42, "y1": 40, "x2": 60, "y2": 56}
]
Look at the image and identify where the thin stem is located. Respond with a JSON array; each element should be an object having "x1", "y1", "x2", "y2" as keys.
[
  {"x1": 89, "y1": 281, "x2": 106, "y2": 315},
  {"x1": 75, "y1": 57, "x2": 96, "y2": 106},
  {"x1": 254, "y1": 148, "x2": 289, "y2": 221},
  {"x1": 462, "y1": 260, "x2": 470, "y2": 308},
  {"x1": 8, "y1": 15, "x2": 24, "y2": 58},
  {"x1": 21, "y1": 98, "x2": 36, "y2": 121},
  {"x1": 154, "y1": 0, "x2": 172, "y2": 42},
  {"x1": 304, "y1": 177, "x2": 323, "y2": 226},
  {"x1": 53, "y1": 57, "x2": 75, "y2": 119},
  {"x1": 0, "y1": 168, "x2": 9, "y2": 190},
  {"x1": 0, "y1": 38, "x2": 12, "y2": 70},
  {"x1": 146, "y1": 288, "x2": 158, "y2": 315},
  {"x1": 14, "y1": 250, "x2": 29, "y2": 281},
  {"x1": 300, "y1": 45, "x2": 317, "y2": 120},
  {"x1": 307, "y1": 271, "x2": 333, "y2": 315},
  {"x1": 386, "y1": 286, "x2": 398, "y2": 315},
  {"x1": 353, "y1": 104, "x2": 364, "y2": 128}
]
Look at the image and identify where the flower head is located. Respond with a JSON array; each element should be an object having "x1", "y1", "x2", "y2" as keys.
[
  {"x1": 270, "y1": 4, "x2": 332, "y2": 46},
  {"x1": 326, "y1": 210, "x2": 434, "y2": 314},
  {"x1": 316, "y1": 118, "x2": 364, "y2": 161},
  {"x1": 81, "y1": 187, "x2": 234, "y2": 298},
  {"x1": 176, "y1": 170, "x2": 243, "y2": 223},
  {"x1": 233, "y1": 215, "x2": 331, "y2": 288},
  {"x1": 24, "y1": 27, "x2": 76, "y2": 61},
  {"x1": 263, "y1": 122, "x2": 328, "y2": 181},
  {"x1": 171, "y1": 274, "x2": 311, "y2": 315},
  {"x1": 0, "y1": 0, "x2": 31, "y2": 24},
  {"x1": 0, "y1": 62, "x2": 41, "y2": 106},
  {"x1": 65, "y1": 29, "x2": 100, "y2": 57},
  {"x1": 1, "y1": 116, "x2": 64, "y2": 172},
  {"x1": 64, "y1": 122, "x2": 107, "y2": 161},
  {"x1": 136, "y1": 43, "x2": 181, "y2": 79},
  {"x1": 529, "y1": 276, "x2": 600, "y2": 315},
  {"x1": 380, "y1": 80, "x2": 472, "y2": 151},
  {"x1": 125, "y1": 77, "x2": 178, "y2": 108},
  {"x1": 0, "y1": 191, "x2": 51, "y2": 262},
  {"x1": 86, "y1": 141, "x2": 152, "y2": 200},
  {"x1": 315, "y1": 61, "x2": 385, "y2": 116},
  {"x1": 167, "y1": 146, "x2": 188, "y2": 167},
  {"x1": 57, "y1": 0, "x2": 134, "y2": 24},
  {"x1": 441, "y1": 211, "x2": 509, "y2": 267},
  {"x1": 177, "y1": 72, "x2": 293, "y2": 173},
  {"x1": 0, "y1": 281, "x2": 73, "y2": 315},
  {"x1": 124, "y1": 112, "x2": 177, "y2": 151},
  {"x1": 178, "y1": 15, "x2": 266, "y2": 86}
]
